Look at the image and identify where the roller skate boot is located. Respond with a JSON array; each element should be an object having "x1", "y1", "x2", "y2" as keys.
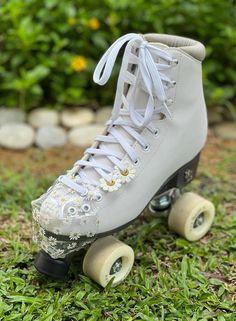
[{"x1": 32, "y1": 33, "x2": 215, "y2": 287}]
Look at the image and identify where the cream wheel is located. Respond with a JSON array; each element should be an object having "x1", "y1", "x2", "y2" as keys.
[
  {"x1": 83, "y1": 236, "x2": 134, "y2": 287},
  {"x1": 168, "y1": 192, "x2": 215, "y2": 241}
]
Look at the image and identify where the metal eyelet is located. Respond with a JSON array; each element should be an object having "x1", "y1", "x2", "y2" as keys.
[
  {"x1": 67, "y1": 206, "x2": 78, "y2": 216},
  {"x1": 134, "y1": 158, "x2": 140, "y2": 166},
  {"x1": 153, "y1": 128, "x2": 160, "y2": 136},
  {"x1": 82, "y1": 203, "x2": 90, "y2": 213},
  {"x1": 95, "y1": 193, "x2": 103, "y2": 202},
  {"x1": 81, "y1": 188, "x2": 88, "y2": 197},
  {"x1": 142, "y1": 143, "x2": 150, "y2": 152}
]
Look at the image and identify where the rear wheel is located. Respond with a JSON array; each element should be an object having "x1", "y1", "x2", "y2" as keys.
[{"x1": 168, "y1": 192, "x2": 215, "y2": 241}]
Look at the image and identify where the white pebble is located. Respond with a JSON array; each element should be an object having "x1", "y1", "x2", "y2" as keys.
[
  {"x1": 28, "y1": 108, "x2": 59, "y2": 128},
  {"x1": 68, "y1": 125, "x2": 105, "y2": 147},
  {"x1": 35, "y1": 126, "x2": 67, "y2": 149},
  {"x1": 0, "y1": 123, "x2": 35, "y2": 150},
  {"x1": 61, "y1": 108, "x2": 95, "y2": 128}
]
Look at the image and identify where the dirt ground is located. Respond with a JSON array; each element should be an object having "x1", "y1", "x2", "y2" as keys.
[{"x1": 0, "y1": 130, "x2": 235, "y2": 177}]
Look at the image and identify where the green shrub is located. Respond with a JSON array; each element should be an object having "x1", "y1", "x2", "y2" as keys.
[{"x1": 0, "y1": 0, "x2": 235, "y2": 112}]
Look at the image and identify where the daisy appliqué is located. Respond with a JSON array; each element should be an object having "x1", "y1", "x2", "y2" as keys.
[
  {"x1": 69, "y1": 231, "x2": 81, "y2": 240},
  {"x1": 100, "y1": 176, "x2": 122, "y2": 192},
  {"x1": 114, "y1": 162, "x2": 136, "y2": 183}
]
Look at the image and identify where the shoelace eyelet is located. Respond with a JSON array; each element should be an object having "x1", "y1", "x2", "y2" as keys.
[
  {"x1": 67, "y1": 206, "x2": 78, "y2": 216},
  {"x1": 81, "y1": 188, "x2": 88, "y2": 197},
  {"x1": 82, "y1": 203, "x2": 90, "y2": 213},
  {"x1": 153, "y1": 128, "x2": 160, "y2": 136},
  {"x1": 95, "y1": 193, "x2": 103, "y2": 202},
  {"x1": 142, "y1": 144, "x2": 150, "y2": 152},
  {"x1": 134, "y1": 158, "x2": 140, "y2": 166}
]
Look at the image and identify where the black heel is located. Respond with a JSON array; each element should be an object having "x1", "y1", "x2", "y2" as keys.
[{"x1": 35, "y1": 250, "x2": 71, "y2": 279}]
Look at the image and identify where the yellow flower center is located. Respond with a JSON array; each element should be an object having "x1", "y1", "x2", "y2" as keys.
[
  {"x1": 120, "y1": 169, "x2": 129, "y2": 176},
  {"x1": 106, "y1": 179, "x2": 116, "y2": 186}
]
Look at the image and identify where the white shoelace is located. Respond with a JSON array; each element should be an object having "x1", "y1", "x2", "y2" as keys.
[{"x1": 59, "y1": 33, "x2": 176, "y2": 195}]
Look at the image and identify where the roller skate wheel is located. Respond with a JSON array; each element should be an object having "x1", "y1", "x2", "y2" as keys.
[
  {"x1": 168, "y1": 192, "x2": 215, "y2": 241},
  {"x1": 82, "y1": 236, "x2": 134, "y2": 287}
]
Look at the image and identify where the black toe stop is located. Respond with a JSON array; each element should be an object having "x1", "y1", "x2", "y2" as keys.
[{"x1": 34, "y1": 250, "x2": 70, "y2": 280}]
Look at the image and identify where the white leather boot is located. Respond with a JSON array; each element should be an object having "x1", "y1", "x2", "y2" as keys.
[{"x1": 32, "y1": 33, "x2": 215, "y2": 287}]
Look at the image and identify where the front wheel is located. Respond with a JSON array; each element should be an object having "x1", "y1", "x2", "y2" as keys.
[{"x1": 83, "y1": 236, "x2": 134, "y2": 287}]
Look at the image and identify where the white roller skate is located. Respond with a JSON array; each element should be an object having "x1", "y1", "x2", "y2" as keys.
[{"x1": 32, "y1": 33, "x2": 215, "y2": 287}]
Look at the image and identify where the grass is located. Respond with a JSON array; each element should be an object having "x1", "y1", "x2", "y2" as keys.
[{"x1": 0, "y1": 134, "x2": 235, "y2": 321}]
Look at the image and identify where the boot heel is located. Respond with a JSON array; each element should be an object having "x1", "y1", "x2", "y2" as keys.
[
  {"x1": 171, "y1": 153, "x2": 200, "y2": 188},
  {"x1": 160, "y1": 153, "x2": 200, "y2": 193}
]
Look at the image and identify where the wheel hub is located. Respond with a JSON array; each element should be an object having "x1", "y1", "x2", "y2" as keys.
[
  {"x1": 110, "y1": 257, "x2": 122, "y2": 275},
  {"x1": 193, "y1": 212, "x2": 204, "y2": 228}
]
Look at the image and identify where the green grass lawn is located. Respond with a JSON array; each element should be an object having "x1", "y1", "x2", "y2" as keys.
[{"x1": 0, "y1": 135, "x2": 235, "y2": 321}]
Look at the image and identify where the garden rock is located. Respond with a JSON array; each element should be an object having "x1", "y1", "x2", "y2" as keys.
[
  {"x1": 68, "y1": 124, "x2": 105, "y2": 147},
  {"x1": 0, "y1": 107, "x2": 26, "y2": 126},
  {"x1": 28, "y1": 108, "x2": 59, "y2": 128},
  {"x1": 61, "y1": 108, "x2": 95, "y2": 128},
  {"x1": 95, "y1": 106, "x2": 112, "y2": 124},
  {"x1": 35, "y1": 126, "x2": 67, "y2": 149},
  {"x1": 0, "y1": 123, "x2": 35, "y2": 150},
  {"x1": 214, "y1": 122, "x2": 236, "y2": 140}
]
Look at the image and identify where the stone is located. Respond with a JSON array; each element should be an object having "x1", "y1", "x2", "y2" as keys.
[
  {"x1": 214, "y1": 122, "x2": 236, "y2": 140},
  {"x1": 207, "y1": 109, "x2": 222, "y2": 125},
  {"x1": 35, "y1": 126, "x2": 67, "y2": 149},
  {"x1": 0, "y1": 123, "x2": 35, "y2": 150},
  {"x1": 95, "y1": 106, "x2": 112, "y2": 124},
  {"x1": 68, "y1": 124, "x2": 105, "y2": 147},
  {"x1": 28, "y1": 108, "x2": 59, "y2": 128},
  {"x1": 0, "y1": 107, "x2": 26, "y2": 126},
  {"x1": 61, "y1": 107, "x2": 95, "y2": 128}
]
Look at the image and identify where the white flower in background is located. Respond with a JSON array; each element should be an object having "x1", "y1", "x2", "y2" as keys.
[
  {"x1": 114, "y1": 162, "x2": 136, "y2": 183},
  {"x1": 100, "y1": 177, "x2": 122, "y2": 192},
  {"x1": 69, "y1": 231, "x2": 81, "y2": 240},
  {"x1": 48, "y1": 236, "x2": 57, "y2": 246}
]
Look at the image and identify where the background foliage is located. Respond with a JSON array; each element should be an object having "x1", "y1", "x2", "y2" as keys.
[{"x1": 0, "y1": 0, "x2": 235, "y2": 111}]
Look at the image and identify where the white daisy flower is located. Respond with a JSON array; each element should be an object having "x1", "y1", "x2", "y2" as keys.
[
  {"x1": 69, "y1": 231, "x2": 81, "y2": 240},
  {"x1": 115, "y1": 162, "x2": 136, "y2": 183},
  {"x1": 67, "y1": 242, "x2": 77, "y2": 250},
  {"x1": 48, "y1": 236, "x2": 57, "y2": 246},
  {"x1": 100, "y1": 177, "x2": 122, "y2": 192},
  {"x1": 52, "y1": 249, "x2": 65, "y2": 258}
]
